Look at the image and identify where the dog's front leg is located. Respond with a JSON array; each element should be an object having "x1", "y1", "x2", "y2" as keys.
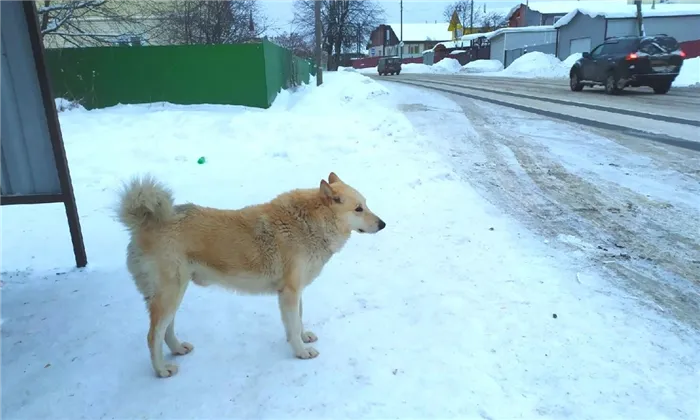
[
  {"x1": 299, "y1": 297, "x2": 318, "y2": 344},
  {"x1": 279, "y1": 285, "x2": 319, "y2": 359}
]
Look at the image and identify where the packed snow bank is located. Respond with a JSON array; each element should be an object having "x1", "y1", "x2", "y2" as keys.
[
  {"x1": 3, "y1": 71, "x2": 699, "y2": 419},
  {"x1": 673, "y1": 57, "x2": 700, "y2": 87},
  {"x1": 432, "y1": 57, "x2": 463, "y2": 73},
  {"x1": 501, "y1": 51, "x2": 569, "y2": 78},
  {"x1": 470, "y1": 52, "x2": 581, "y2": 79},
  {"x1": 462, "y1": 59, "x2": 504, "y2": 73},
  {"x1": 562, "y1": 52, "x2": 583, "y2": 69},
  {"x1": 358, "y1": 58, "x2": 465, "y2": 75},
  {"x1": 55, "y1": 97, "x2": 85, "y2": 112}
]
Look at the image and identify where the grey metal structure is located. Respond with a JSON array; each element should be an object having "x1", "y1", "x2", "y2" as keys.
[
  {"x1": 556, "y1": 11, "x2": 700, "y2": 59},
  {"x1": 488, "y1": 27, "x2": 557, "y2": 66},
  {"x1": 1, "y1": 1, "x2": 87, "y2": 268},
  {"x1": 556, "y1": 13, "x2": 607, "y2": 59}
]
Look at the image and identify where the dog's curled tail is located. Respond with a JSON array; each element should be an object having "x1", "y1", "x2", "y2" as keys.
[{"x1": 117, "y1": 174, "x2": 175, "y2": 231}]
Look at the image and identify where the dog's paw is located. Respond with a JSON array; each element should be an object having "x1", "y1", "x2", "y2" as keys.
[
  {"x1": 295, "y1": 346, "x2": 319, "y2": 359},
  {"x1": 301, "y1": 331, "x2": 317, "y2": 343},
  {"x1": 156, "y1": 364, "x2": 179, "y2": 378},
  {"x1": 172, "y1": 341, "x2": 194, "y2": 356}
]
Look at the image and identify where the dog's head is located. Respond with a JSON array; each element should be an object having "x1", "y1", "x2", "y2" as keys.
[{"x1": 320, "y1": 172, "x2": 386, "y2": 234}]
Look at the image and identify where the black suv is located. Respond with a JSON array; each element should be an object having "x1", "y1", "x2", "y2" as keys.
[{"x1": 569, "y1": 34, "x2": 686, "y2": 95}]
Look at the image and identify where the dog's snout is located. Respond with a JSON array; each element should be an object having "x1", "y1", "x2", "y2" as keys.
[{"x1": 377, "y1": 219, "x2": 386, "y2": 231}]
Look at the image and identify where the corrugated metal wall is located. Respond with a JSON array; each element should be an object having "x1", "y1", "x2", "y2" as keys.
[
  {"x1": 1, "y1": 1, "x2": 61, "y2": 197},
  {"x1": 556, "y1": 13, "x2": 607, "y2": 59},
  {"x1": 504, "y1": 30, "x2": 557, "y2": 50},
  {"x1": 489, "y1": 35, "x2": 506, "y2": 64},
  {"x1": 607, "y1": 15, "x2": 700, "y2": 42}
]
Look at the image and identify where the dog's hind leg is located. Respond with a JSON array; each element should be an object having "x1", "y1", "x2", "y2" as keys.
[
  {"x1": 299, "y1": 297, "x2": 317, "y2": 344},
  {"x1": 147, "y1": 266, "x2": 190, "y2": 378}
]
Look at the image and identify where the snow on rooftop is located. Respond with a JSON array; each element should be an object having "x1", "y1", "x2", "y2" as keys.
[
  {"x1": 429, "y1": 31, "x2": 494, "y2": 51},
  {"x1": 387, "y1": 23, "x2": 451, "y2": 42},
  {"x1": 506, "y1": 1, "x2": 630, "y2": 20},
  {"x1": 554, "y1": 2, "x2": 700, "y2": 27}
]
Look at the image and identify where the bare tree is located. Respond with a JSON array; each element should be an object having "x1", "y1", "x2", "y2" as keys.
[
  {"x1": 479, "y1": 11, "x2": 507, "y2": 32},
  {"x1": 272, "y1": 32, "x2": 314, "y2": 59},
  {"x1": 293, "y1": 0, "x2": 384, "y2": 70},
  {"x1": 37, "y1": 0, "x2": 158, "y2": 47},
  {"x1": 154, "y1": 1, "x2": 271, "y2": 45},
  {"x1": 442, "y1": 1, "x2": 482, "y2": 34}
]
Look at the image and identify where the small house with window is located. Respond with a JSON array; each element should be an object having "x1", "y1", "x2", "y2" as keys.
[
  {"x1": 507, "y1": 1, "x2": 619, "y2": 27},
  {"x1": 367, "y1": 23, "x2": 451, "y2": 58}
]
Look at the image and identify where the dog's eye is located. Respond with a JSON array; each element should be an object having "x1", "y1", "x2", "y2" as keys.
[
  {"x1": 333, "y1": 197, "x2": 341, "y2": 204},
  {"x1": 355, "y1": 206, "x2": 363, "y2": 212}
]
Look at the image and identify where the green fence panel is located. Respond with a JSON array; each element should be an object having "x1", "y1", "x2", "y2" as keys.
[
  {"x1": 262, "y1": 40, "x2": 288, "y2": 106},
  {"x1": 45, "y1": 43, "x2": 268, "y2": 109},
  {"x1": 45, "y1": 42, "x2": 311, "y2": 110},
  {"x1": 261, "y1": 40, "x2": 313, "y2": 105}
]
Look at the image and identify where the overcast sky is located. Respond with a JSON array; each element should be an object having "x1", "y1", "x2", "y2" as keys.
[{"x1": 259, "y1": 0, "x2": 522, "y2": 35}]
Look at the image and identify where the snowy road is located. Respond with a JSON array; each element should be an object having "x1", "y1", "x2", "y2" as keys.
[
  {"x1": 374, "y1": 74, "x2": 700, "y2": 151},
  {"x1": 375, "y1": 78, "x2": 700, "y2": 331}
]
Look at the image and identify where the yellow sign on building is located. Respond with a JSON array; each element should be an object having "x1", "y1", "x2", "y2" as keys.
[{"x1": 448, "y1": 10, "x2": 463, "y2": 41}]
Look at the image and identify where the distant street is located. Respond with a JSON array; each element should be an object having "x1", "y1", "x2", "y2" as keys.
[{"x1": 372, "y1": 73, "x2": 700, "y2": 151}]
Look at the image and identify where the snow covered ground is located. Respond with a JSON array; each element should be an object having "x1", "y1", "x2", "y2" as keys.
[
  {"x1": 462, "y1": 59, "x2": 505, "y2": 74},
  {"x1": 2, "y1": 72, "x2": 700, "y2": 419},
  {"x1": 674, "y1": 56, "x2": 700, "y2": 87}
]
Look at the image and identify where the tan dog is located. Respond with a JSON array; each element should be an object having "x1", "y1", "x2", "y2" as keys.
[{"x1": 116, "y1": 172, "x2": 385, "y2": 378}]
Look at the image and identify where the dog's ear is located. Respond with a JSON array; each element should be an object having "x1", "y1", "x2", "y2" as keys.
[
  {"x1": 328, "y1": 172, "x2": 341, "y2": 184},
  {"x1": 320, "y1": 179, "x2": 341, "y2": 203},
  {"x1": 320, "y1": 179, "x2": 334, "y2": 198}
]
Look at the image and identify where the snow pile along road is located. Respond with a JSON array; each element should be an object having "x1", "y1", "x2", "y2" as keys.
[
  {"x1": 358, "y1": 58, "x2": 465, "y2": 75},
  {"x1": 500, "y1": 51, "x2": 571, "y2": 78},
  {"x1": 673, "y1": 56, "x2": 700, "y2": 87},
  {"x1": 466, "y1": 52, "x2": 581, "y2": 78},
  {"x1": 432, "y1": 57, "x2": 463, "y2": 73},
  {"x1": 562, "y1": 52, "x2": 583, "y2": 68},
  {"x1": 462, "y1": 59, "x2": 504, "y2": 73}
]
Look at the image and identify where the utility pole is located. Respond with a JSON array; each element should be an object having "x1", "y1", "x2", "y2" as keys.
[
  {"x1": 635, "y1": 0, "x2": 644, "y2": 36},
  {"x1": 469, "y1": 0, "x2": 474, "y2": 34},
  {"x1": 400, "y1": 0, "x2": 403, "y2": 59},
  {"x1": 314, "y1": 0, "x2": 323, "y2": 86}
]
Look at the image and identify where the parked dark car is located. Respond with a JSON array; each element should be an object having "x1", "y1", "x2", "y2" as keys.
[
  {"x1": 378, "y1": 57, "x2": 402, "y2": 76},
  {"x1": 569, "y1": 34, "x2": 687, "y2": 95}
]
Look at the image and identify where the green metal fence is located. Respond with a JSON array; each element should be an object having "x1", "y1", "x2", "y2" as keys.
[{"x1": 45, "y1": 40, "x2": 313, "y2": 110}]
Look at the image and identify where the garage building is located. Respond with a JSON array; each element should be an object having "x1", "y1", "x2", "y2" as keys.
[
  {"x1": 554, "y1": 3, "x2": 700, "y2": 60},
  {"x1": 486, "y1": 26, "x2": 557, "y2": 67}
]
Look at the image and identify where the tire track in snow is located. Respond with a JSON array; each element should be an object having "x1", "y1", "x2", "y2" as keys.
[{"x1": 433, "y1": 94, "x2": 700, "y2": 331}]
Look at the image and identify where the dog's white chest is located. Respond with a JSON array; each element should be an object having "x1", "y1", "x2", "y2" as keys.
[{"x1": 300, "y1": 254, "x2": 331, "y2": 287}]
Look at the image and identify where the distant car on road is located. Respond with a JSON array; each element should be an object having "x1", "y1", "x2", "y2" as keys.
[
  {"x1": 569, "y1": 34, "x2": 686, "y2": 95},
  {"x1": 378, "y1": 57, "x2": 402, "y2": 76}
]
